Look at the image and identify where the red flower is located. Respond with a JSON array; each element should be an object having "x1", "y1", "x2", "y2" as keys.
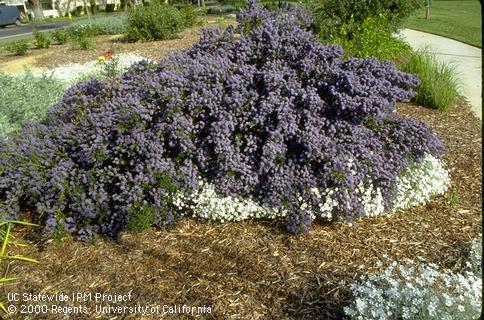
[{"x1": 102, "y1": 49, "x2": 113, "y2": 60}]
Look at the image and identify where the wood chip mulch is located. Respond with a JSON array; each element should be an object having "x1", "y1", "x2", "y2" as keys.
[
  {"x1": 0, "y1": 26, "x2": 203, "y2": 73},
  {"x1": 3, "y1": 104, "x2": 482, "y2": 319}
]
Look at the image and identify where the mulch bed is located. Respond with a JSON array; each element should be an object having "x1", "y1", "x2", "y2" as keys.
[
  {"x1": 4, "y1": 100, "x2": 481, "y2": 320},
  {"x1": 0, "y1": 18, "x2": 237, "y2": 73},
  {"x1": 0, "y1": 26, "x2": 203, "y2": 73}
]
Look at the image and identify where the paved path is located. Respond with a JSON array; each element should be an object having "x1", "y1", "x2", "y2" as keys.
[
  {"x1": 399, "y1": 29, "x2": 482, "y2": 120},
  {"x1": 0, "y1": 21, "x2": 70, "y2": 40}
]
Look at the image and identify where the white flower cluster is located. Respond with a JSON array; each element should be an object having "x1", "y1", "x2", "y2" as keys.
[
  {"x1": 357, "y1": 183, "x2": 385, "y2": 217},
  {"x1": 344, "y1": 244, "x2": 482, "y2": 320},
  {"x1": 309, "y1": 187, "x2": 338, "y2": 220},
  {"x1": 309, "y1": 183, "x2": 385, "y2": 220},
  {"x1": 173, "y1": 154, "x2": 450, "y2": 223},
  {"x1": 466, "y1": 234, "x2": 482, "y2": 277},
  {"x1": 30, "y1": 53, "x2": 149, "y2": 86},
  {"x1": 392, "y1": 154, "x2": 450, "y2": 211},
  {"x1": 173, "y1": 180, "x2": 284, "y2": 222}
]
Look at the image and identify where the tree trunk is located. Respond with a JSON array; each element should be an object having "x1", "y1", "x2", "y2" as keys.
[
  {"x1": 64, "y1": 0, "x2": 72, "y2": 16},
  {"x1": 82, "y1": 0, "x2": 91, "y2": 20},
  {"x1": 89, "y1": 0, "x2": 97, "y2": 14},
  {"x1": 28, "y1": 0, "x2": 44, "y2": 21},
  {"x1": 54, "y1": 0, "x2": 62, "y2": 16},
  {"x1": 200, "y1": 0, "x2": 204, "y2": 7}
]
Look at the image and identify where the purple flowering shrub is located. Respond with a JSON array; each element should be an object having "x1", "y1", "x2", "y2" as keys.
[{"x1": 0, "y1": 2, "x2": 445, "y2": 240}]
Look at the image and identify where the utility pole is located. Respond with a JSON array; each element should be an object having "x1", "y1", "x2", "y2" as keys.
[{"x1": 426, "y1": 0, "x2": 432, "y2": 19}]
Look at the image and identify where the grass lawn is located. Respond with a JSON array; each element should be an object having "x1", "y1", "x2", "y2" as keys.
[
  {"x1": 404, "y1": 0, "x2": 481, "y2": 47},
  {"x1": 0, "y1": 34, "x2": 34, "y2": 47},
  {"x1": 26, "y1": 11, "x2": 126, "y2": 25}
]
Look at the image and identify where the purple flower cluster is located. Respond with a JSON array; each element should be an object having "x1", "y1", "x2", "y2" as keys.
[{"x1": 0, "y1": 1, "x2": 445, "y2": 239}]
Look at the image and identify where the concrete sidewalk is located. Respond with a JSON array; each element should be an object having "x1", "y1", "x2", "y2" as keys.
[{"x1": 399, "y1": 29, "x2": 482, "y2": 120}]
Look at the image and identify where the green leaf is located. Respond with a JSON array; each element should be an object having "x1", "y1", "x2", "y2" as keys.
[
  {"x1": 0, "y1": 277, "x2": 19, "y2": 284},
  {"x1": 0, "y1": 223, "x2": 10, "y2": 257},
  {"x1": 0, "y1": 255, "x2": 39, "y2": 263},
  {"x1": 7, "y1": 220, "x2": 38, "y2": 227},
  {"x1": 0, "y1": 301, "x2": 7, "y2": 313}
]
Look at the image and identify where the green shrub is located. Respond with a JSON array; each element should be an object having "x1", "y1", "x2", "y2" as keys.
[
  {"x1": 214, "y1": 17, "x2": 230, "y2": 27},
  {"x1": 127, "y1": 203, "x2": 156, "y2": 232},
  {"x1": 75, "y1": 36, "x2": 93, "y2": 50},
  {"x1": 66, "y1": 25, "x2": 96, "y2": 50},
  {"x1": 325, "y1": 15, "x2": 410, "y2": 61},
  {"x1": 398, "y1": 49, "x2": 459, "y2": 111},
  {"x1": 0, "y1": 71, "x2": 66, "y2": 137},
  {"x1": 101, "y1": 55, "x2": 120, "y2": 78},
  {"x1": 75, "y1": 5, "x2": 84, "y2": 16},
  {"x1": 33, "y1": 30, "x2": 51, "y2": 49},
  {"x1": 216, "y1": 0, "x2": 244, "y2": 6},
  {"x1": 261, "y1": 1, "x2": 297, "y2": 12},
  {"x1": 178, "y1": 5, "x2": 199, "y2": 27},
  {"x1": 309, "y1": 0, "x2": 422, "y2": 39},
  {"x1": 8, "y1": 40, "x2": 28, "y2": 56},
  {"x1": 51, "y1": 29, "x2": 68, "y2": 44},
  {"x1": 126, "y1": 2, "x2": 184, "y2": 42},
  {"x1": 106, "y1": 3, "x2": 116, "y2": 12},
  {"x1": 262, "y1": 2, "x2": 278, "y2": 11}
]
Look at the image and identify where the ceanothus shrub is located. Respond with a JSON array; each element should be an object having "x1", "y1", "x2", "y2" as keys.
[{"x1": 0, "y1": 1, "x2": 445, "y2": 240}]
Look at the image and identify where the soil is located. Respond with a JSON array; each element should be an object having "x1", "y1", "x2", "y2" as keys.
[
  {"x1": 0, "y1": 54, "x2": 46, "y2": 74},
  {"x1": 0, "y1": 24, "x2": 482, "y2": 320}
]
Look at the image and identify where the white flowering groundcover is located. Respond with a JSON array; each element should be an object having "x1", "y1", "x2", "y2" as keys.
[
  {"x1": 344, "y1": 235, "x2": 482, "y2": 320},
  {"x1": 174, "y1": 154, "x2": 450, "y2": 223}
]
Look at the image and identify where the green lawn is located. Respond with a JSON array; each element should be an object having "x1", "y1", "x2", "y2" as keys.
[{"x1": 404, "y1": 0, "x2": 481, "y2": 47}]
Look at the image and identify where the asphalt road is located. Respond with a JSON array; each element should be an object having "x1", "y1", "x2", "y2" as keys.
[{"x1": 0, "y1": 21, "x2": 70, "y2": 40}]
